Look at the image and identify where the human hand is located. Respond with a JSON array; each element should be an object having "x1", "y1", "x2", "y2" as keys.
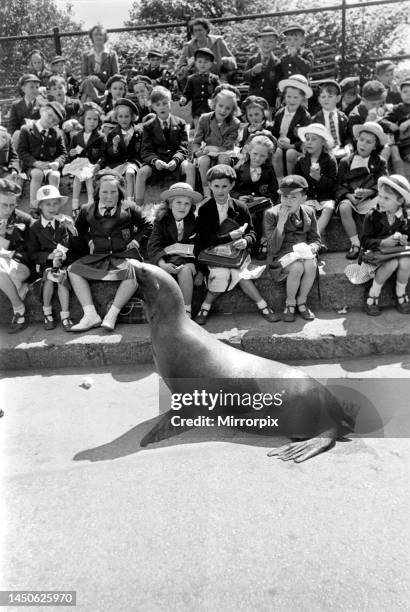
[
  {"x1": 194, "y1": 271, "x2": 204, "y2": 286},
  {"x1": 179, "y1": 96, "x2": 187, "y2": 106},
  {"x1": 278, "y1": 136, "x2": 290, "y2": 149},
  {"x1": 381, "y1": 235, "x2": 399, "y2": 248},
  {"x1": 112, "y1": 135, "x2": 121, "y2": 150},
  {"x1": 309, "y1": 168, "x2": 321, "y2": 181},
  {"x1": 230, "y1": 223, "x2": 248, "y2": 241},
  {"x1": 277, "y1": 204, "x2": 290, "y2": 227},
  {"x1": 49, "y1": 161, "x2": 59, "y2": 171},
  {"x1": 155, "y1": 160, "x2": 167, "y2": 171},
  {"x1": 239, "y1": 195, "x2": 252, "y2": 203},
  {"x1": 399, "y1": 119, "x2": 410, "y2": 132},
  {"x1": 252, "y1": 62, "x2": 263, "y2": 75},
  {"x1": 160, "y1": 261, "x2": 182, "y2": 275},
  {"x1": 88, "y1": 239, "x2": 95, "y2": 254},
  {"x1": 167, "y1": 160, "x2": 177, "y2": 171},
  {"x1": 126, "y1": 239, "x2": 140, "y2": 250},
  {"x1": 232, "y1": 238, "x2": 247, "y2": 250}
]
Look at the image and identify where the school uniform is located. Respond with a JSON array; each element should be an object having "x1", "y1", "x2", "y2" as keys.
[
  {"x1": 239, "y1": 121, "x2": 276, "y2": 148},
  {"x1": 61, "y1": 96, "x2": 82, "y2": 122},
  {"x1": 99, "y1": 124, "x2": 141, "y2": 170},
  {"x1": 312, "y1": 108, "x2": 350, "y2": 148},
  {"x1": 17, "y1": 122, "x2": 67, "y2": 172},
  {"x1": 347, "y1": 102, "x2": 370, "y2": 140},
  {"x1": 81, "y1": 49, "x2": 119, "y2": 84},
  {"x1": 0, "y1": 208, "x2": 32, "y2": 298},
  {"x1": 361, "y1": 208, "x2": 410, "y2": 252},
  {"x1": 335, "y1": 152, "x2": 387, "y2": 209},
  {"x1": 379, "y1": 102, "x2": 410, "y2": 157},
  {"x1": 231, "y1": 161, "x2": 278, "y2": 203},
  {"x1": 192, "y1": 111, "x2": 240, "y2": 150},
  {"x1": 70, "y1": 128, "x2": 106, "y2": 164},
  {"x1": 69, "y1": 200, "x2": 152, "y2": 281},
  {"x1": 338, "y1": 95, "x2": 361, "y2": 118},
  {"x1": 384, "y1": 82, "x2": 402, "y2": 106},
  {"x1": 33, "y1": 68, "x2": 53, "y2": 88},
  {"x1": 142, "y1": 65, "x2": 165, "y2": 83},
  {"x1": 148, "y1": 209, "x2": 197, "y2": 265},
  {"x1": 8, "y1": 98, "x2": 41, "y2": 134},
  {"x1": 243, "y1": 52, "x2": 283, "y2": 107},
  {"x1": 182, "y1": 72, "x2": 220, "y2": 118},
  {"x1": 265, "y1": 203, "x2": 321, "y2": 281},
  {"x1": 140, "y1": 114, "x2": 188, "y2": 169},
  {"x1": 294, "y1": 151, "x2": 338, "y2": 202},
  {"x1": 27, "y1": 216, "x2": 71, "y2": 275},
  {"x1": 178, "y1": 35, "x2": 236, "y2": 75},
  {"x1": 280, "y1": 48, "x2": 314, "y2": 79},
  {"x1": 272, "y1": 105, "x2": 311, "y2": 150},
  {"x1": 0, "y1": 134, "x2": 19, "y2": 176}
]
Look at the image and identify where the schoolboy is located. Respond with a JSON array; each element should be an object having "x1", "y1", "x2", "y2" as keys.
[
  {"x1": 312, "y1": 79, "x2": 351, "y2": 159},
  {"x1": 379, "y1": 79, "x2": 410, "y2": 164},
  {"x1": 50, "y1": 55, "x2": 79, "y2": 98},
  {"x1": 47, "y1": 75, "x2": 82, "y2": 123},
  {"x1": 374, "y1": 60, "x2": 401, "y2": 105},
  {"x1": 243, "y1": 26, "x2": 282, "y2": 110},
  {"x1": 8, "y1": 74, "x2": 41, "y2": 137},
  {"x1": 0, "y1": 126, "x2": 19, "y2": 178},
  {"x1": 279, "y1": 23, "x2": 314, "y2": 79},
  {"x1": 337, "y1": 76, "x2": 361, "y2": 117},
  {"x1": 143, "y1": 49, "x2": 165, "y2": 83},
  {"x1": 179, "y1": 48, "x2": 220, "y2": 123},
  {"x1": 18, "y1": 101, "x2": 68, "y2": 216},
  {"x1": 136, "y1": 86, "x2": 196, "y2": 205},
  {"x1": 348, "y1": 80, "x2": 386, "y2": 140}
]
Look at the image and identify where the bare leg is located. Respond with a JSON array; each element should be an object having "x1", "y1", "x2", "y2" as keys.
[
  {"x1": 197, "y1": 155, "x2": 211, "y2": 194},
  {"x1": 285, "y1": 261, "x2": 304, "y2": 305},
  {"x1": 85, "y1": 177, "x2": 94, "y2": 204},
  {"x1": 125, "y1": 169, "x2": 135, "y2": 200},
  {"x1": 286, "y1": 149, "x2": 299, "y2": 175},
  {"x1": 29, "y1": 168, "x2": 44, "y2": 208},
  {"x1": 42, "y1": 279, "x2": 54, "y2": 308},
  {"x1": 238, "y1": 278, "x2": 264, "y2": 302},
  {"x1": 176, "y1": 264, "x2": 195, "y2": 308},
  {"x1": 0, "y1": 271, "x2": 25, "y2": 309},
  {"x1": 273, "y1": 148, "x2": 285, "y2": 180},
  {"x1": 134, "y1": 165, "x2": 152, "y2": 205},
  {"x1": 296, "y1": 259, "x2": 317, "y2": 304},
  {"x1": 57, "y1": 284, "x2": 70, "y2": 312},
  {"x1": 339, "y1": 200, "x2": 358, "y2": 242},
  {"x1": 48, "y1": 170, "x2": 60, "y2": 188},
  {"x1": 316, "y1": 207, "x2": 333, "y2": 236},
  {"x1": 181, "y1": 160, "x2": 196, "y2": 189}
]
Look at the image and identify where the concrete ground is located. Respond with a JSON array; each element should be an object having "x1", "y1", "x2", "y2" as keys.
[{"x1": 1, "y1": 356, "x2": 410, "y2": 612}]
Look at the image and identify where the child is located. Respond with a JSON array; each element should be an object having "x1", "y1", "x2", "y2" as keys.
[
  {"x1": 294, "y1": 123, "x2": 337, "y2": 235},
  {"x1": 50, "y1": 55, "x2": 79, "y2": 98},
  {"x1": 379, "y1": 78, "x2": 410, "y2": 172},
  {"x1": 243, "y1": 27, "x2": 282, "y2": 111},
  {"x1": 127, "y1": 75, "x2": 152, "y2": 122},
  {"x1": 0, "y1": 126, "x2": 19, "y2": 179},
  {"x1": 279, "y1": 23, "x2": 314, "y2": 80},
  {"x1": 67, "y1": 102, "x2": 106, "y2": 216},
  {"x1": 179, "y1": 48, "x2": 220, "y2": 125},
  {"x1": 348, "y1": 80, "x2": 386, "y2": 140},
  {"x1": 18, "y1": 101, "x2": 68, "y2": 217},
  {"x1": 336, "y1": 121, "x2": 387, "y2": 259},
  {"x1": 147, "y1": 182, "x2": 202, "y2": 317},
  {"x1": 272, "y1": 74, "x2": 312, "y2": 179},
  {"x1": 47, "y1": 75, "x2": 82, "y2": 123},
  {"x1": 239, "y1": 95, "x2": 276, "y2": 151},
  {"x1": 142, "y1": 49, "x2": 165, "y2": 83},
  {"x1": 136, "y1": 86, "x2": 196, "y2": 205},
  {"x1": 338, "y1": 77, "x2": 361, "y2": 117},
  {"x1": 360, "y1": 175, "x2": 410, "y2": 316},
  {"x1": 27, "y1": 50, "x2": 52, "y2": 87},
  {"x1": 8, "y1": 74, "x2": 41, "y2": 139},
  {"x1": 192, "y1": 88, "x2": 240, "y2": 197},
  {"x1": 374, "y1": 60, "x2": 401, "y2": 105},
  {"x1": 265, "y1": 175, "x2": 321, "y2": 322},
  {"x1": 100, "y1": 74, "x2": 127, "y2": 118},
  {"x1": 232, "y1": 134, "x2": 278, "y2": 257},
  {"x1": 312, "y1": 79, "x2": 352, "y2": 160},
  {"x1": 96, "y1": 98, "x2": 141, "y2": 202},
  {"x1": 27, "y1": 185, "x2": 75, "y2": 331},
  {"x1": 0, "y1": 179, "x2": 32, "y2": 333},
  {"x1": 194, "y1": 164, "x2": 280, "y2": 324}
]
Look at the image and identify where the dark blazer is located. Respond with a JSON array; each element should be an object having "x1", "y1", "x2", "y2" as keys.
[
  {"x1": 265, "y1": 203, "x2": 321, "y2": 263},
  {"x1": 147, "y1": 208, "x2": 197, "y2": 265},
  {"x1": 243, "y1": 52, "x2": 283, "y2": 106},
  {"x1": 231, "y1": 160, "x2": 279, "y2": 203},
  {"x1": 280, "y1": 48, "x2": 314, "y2": 79},
  {"x1": 338, "y1": 95, "x2": 361, "y2": 118},
  {"x1": 2, "y1": 209, "x2": 32, "y2": 267},
  {"x1": 62, "y1": 96, "x2": 82, "y2": 122},
  {"x1": 193, "y1": 111, "x2": 240, "y2": 150},
  {"x1": 18, "y1": 122, "x2": 67, "y2": 171},
  {"x1": 312, "y1": 108, "x2": 350, "y2": 147},
  {"x1": 140, "y1": 114, "x2": 188, "y2": 168},
  {"x1": 81, "y1": 49, "x2": 119, "y2": 83},
  {"x1": 379, "y1": 102, "x2": 410, "y2": 138},
  {"x1": 74, "y1": 200, "x2": 152, "y2": 259},
  {"x1": 239, "y1": 121, "x2": 276, "y2": 148},
  {"x1": 347, "y1": 102, "x2": 369, "y2": 139},
  {"x1": 194, "y1": 197, "x2": 256, "y2": 271},
  {"x1": 27, "y1": 218, "x2": 71, "y2": 273},
  {"x1": 8, "y1": 98, "x2": 41, "y2": 134},
  {"x1": 0, "y1": 133, "x2": 19, "y2": 173},
  {"x1": 335, "y1": 152, "x2": 387, "y2": 201},
  {"x1": 361, "y1": 209, "x2": 410, "y2": 250},
  {"x1": 182, "y1": 72, "x2": 220, "y2": 117},
  {"x1": 272, "y1": 105, "x2": 311, "y2": 150},
  {"x1": 294, "y1": 151, "x2": 338, "y2": 201},
  {"x1": 99, "y1": 124, "x2": 141, "y2": 167},
  {"x1": 69, "y1": 128, "x2": 106, "y2": 164}
]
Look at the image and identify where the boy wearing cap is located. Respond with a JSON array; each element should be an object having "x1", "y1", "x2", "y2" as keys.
[
  {"x1": 8, "y1": 74, "x2": 41, "y2": 138},
  {"x1": 379, "y1": 79, "x2": 410, "y2": 166},
  {"x1": 136, "y1": 86, "x2": 195, "y2": 205},
  {"x1": 375, "y1": 60, "x2": 401, "y2": 105},
  {"x1": 337, "y1": 77, "x2": 361, "y2": 117},
  {"x1": 50, "y1": 56, "x2": 79, "y2": 98},
  {"x1": 27, "y1": 185, "x2": 76, "y2": 330},
  {"x1": 18, "y1": 101, "x2": 68, "y2": 217},
  {"x1": 360, "y1": 175, "x2": 410, "y2": 316},
  {"x1": 179, "y1": 48, "x2": 220, "y2": 125},
  {"x1": 127, "y1": 75, "x2": 153, "y2": 122},
  {"x1": 0, "y1": 179, "x2": 32, "y2": 333},
  {"x1": 312, "y1": 79, "x2": 351, "y2": 159},
  {"x1": 143, "y1": 50, "x2": 165, "y2": 83},
  {"x1": 280, "y1": 24, "x2": 314, "y2": 80},
  {"x1": 47, "y1": 75, "x2": 82, "y2": 124},
  {"x1": 272, "y1": 74, "x2": 312, "y2": 178},
  {"x1": 265, "y1": 174, "x2": 321, "y2": 321},
  {"x1": 347, "y1": 80, "x2": 386, "y2": 140},
  {"x1": 243, "y1": 27, "x2": 282, "y2": 110}
]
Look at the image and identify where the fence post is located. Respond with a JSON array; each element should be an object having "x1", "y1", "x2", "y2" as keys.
[
  {"x1": 184, "y1": 13, "x2": 191, "y2": 41},
  {"x1": 341, "y1": 0, "x2": 347, "y2": 77},
  {"x1": 53, "y1": 26, "x2": 62, "y2": 55}
]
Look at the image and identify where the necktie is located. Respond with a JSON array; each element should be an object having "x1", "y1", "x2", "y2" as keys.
[
  {"x1": 46, "y1": 222, "x2": 54, "y2": 234},
  {"x1": 103, "y1": 208, "x2": 112, "y2": 217},
  {"x1": 41, "y1": 129, "x2": 47, "y2": 142},
  {"x1": 329, "y1": 111, "x2": 339, "y2": 147},
  {"x1": 163, "y1": 120, "x2": 169, "y2": 136},
  {"x1": 176, "y1": 220, "x2": 184, "y2": 241}
]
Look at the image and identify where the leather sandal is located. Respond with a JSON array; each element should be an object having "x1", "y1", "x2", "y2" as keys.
[
  {"x1": 297, "y1": 303, "x2": 315, "y2": 320},
  {"x1": 195, "y1": 308, "x2": 210, "y2": 325},
  {"x1": 258, "y1": 305, "x2": 281, "y2": 323},
  {"x1": 44, "y1": 313, "x2": 57, "y2": 330},
  {"x1": 8, "y1": 312, "x2": 28, "y2": 334},
  {"x1": 396, "y1": 294, "x2": 410, "y2": 314},
  {"x1": 282, "y1": 304, "x2": 296, "y2": 322},
  {"x1": 61, "y1": 317, "x2": 74, "y2": 332},
  {"x1": 365, "y1": 295, "x2": 381, "y2": 316},
  {"x1": 346, "y1": 245, "x2": 360, "y2": 260}
]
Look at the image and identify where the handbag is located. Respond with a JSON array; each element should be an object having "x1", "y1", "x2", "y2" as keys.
[
  {"x1": 108, "y1": 297, "x2": 147, "y2": 324},
  {"x1": 198, "y1": 217, "x2": 248, "y2": 269},
  {"x1": 163, "y1": 242, "x2": 195, "y2": 266},
  {"x1": 361, "y1": 245, "x2": 410, "y2": 266}
]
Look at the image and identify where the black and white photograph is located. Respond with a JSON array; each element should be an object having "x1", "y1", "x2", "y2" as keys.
[{"x1": 1, "y1": 0, "x2": 410, "y2": 610}]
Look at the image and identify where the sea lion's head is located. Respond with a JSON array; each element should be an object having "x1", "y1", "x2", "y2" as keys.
[{"x1": 132, "y1": 261, "x2": 185, "y2": 325}]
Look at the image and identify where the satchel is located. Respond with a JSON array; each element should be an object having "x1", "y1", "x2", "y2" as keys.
[
  {"x1": 361, "y1": 245, "x2": 410, "y2": 266},
  {"x1": 198, "y1": 217, "x2": 248, "y2": 269},
  {"x1": 108, "y1": 297, "x2": 147, "y2": 324}
]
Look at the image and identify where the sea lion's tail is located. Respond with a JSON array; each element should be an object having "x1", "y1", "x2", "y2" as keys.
[{"x1": 140, "y1": 411, "x2": 193, "y2": 447}]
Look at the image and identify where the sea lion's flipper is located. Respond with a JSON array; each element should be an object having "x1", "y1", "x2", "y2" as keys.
[
  {"x1": 267, "y1": 430, "x2": 336, "y2": 463},
  {"x1": 140, "y1": 412, "x2": 193, "y2": 447}
]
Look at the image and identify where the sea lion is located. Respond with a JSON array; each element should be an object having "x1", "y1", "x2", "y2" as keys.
[{"x1": 132, "y1": 262, "x2": 357, "y2": 462}]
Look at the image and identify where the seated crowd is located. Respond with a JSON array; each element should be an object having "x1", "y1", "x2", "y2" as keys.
[{"x1": 1, "y1": 20, "x2": 410, "y2": 334}]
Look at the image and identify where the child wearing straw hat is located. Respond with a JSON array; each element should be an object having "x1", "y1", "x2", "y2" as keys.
[
  {"x1": 148, "y1": 182, "x2": 202, "y2": 317},
  {"x1": 360, "y1": 175, "x2": 410, "y2": 316}
]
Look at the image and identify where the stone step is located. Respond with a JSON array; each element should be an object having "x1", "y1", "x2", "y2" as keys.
[
  {"x1": 2, "y1": 309, "x2": 410, "y2": 371},
  {"x1": 1, "y1": 251, "x2": 408, "y2": 323}
]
